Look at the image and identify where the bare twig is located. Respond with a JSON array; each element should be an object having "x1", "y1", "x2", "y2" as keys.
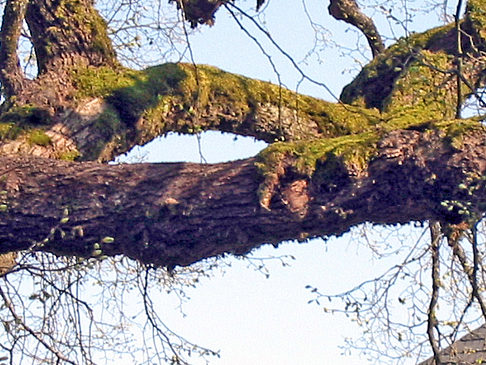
[
  {"x1": 455, "y1": 0, "x2": 464, "y2": 118},
  {"x1": 0, "y1": 281, "x2": 77, "y2": 365},
  {"x1": 427, "y1": 221, "x2": 442, "y2": 365}
]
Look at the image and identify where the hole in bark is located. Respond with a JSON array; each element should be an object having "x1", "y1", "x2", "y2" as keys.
[{"x1": 115, "y1": 131, "x2": 268, "y2": 163}]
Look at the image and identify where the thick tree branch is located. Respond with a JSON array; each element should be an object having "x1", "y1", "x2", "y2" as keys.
[
  {"x1": 0, "y1": 0, "x2": 486, "y2": 272},
  {"x1": 1, "y1": 126, "x2": 486, "y2": 268}
]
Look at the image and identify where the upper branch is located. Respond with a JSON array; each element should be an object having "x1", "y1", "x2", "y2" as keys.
[
  {"x1": 0, "y1": 0, "x2": 29, "y2": 97},
  {"x1": 328, "y1": 0, "x2": 385, "y2": 58}
]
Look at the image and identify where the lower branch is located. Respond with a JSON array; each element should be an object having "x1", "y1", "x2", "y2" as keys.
[{"x1": 1, "y1": 127, "x2": 486, "y2": 268}]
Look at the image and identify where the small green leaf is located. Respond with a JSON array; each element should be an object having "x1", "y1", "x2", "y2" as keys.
[
  {"x1": 60, "y1": 217, "x2": 69, "y2": 224},
  {"x1": 101, "y1": 236, "x2": 114, "y2": 244},
  {"x1": 0, "y1": 204, "x2": 7, "y2": 212},
  {"x1": 92, "y1": 249, "x2": 103, "y2": 257}
]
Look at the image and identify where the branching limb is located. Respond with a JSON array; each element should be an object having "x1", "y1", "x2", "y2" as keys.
[
  {"x1": 446, "y1": 224, "x2": 486, "y2": 319},
  {"x1": 328, "y1": 0, "x2": 385, "y2": 58},
  {"x1": 469, "y1": 222, "x2": 486, "y2": 320}
]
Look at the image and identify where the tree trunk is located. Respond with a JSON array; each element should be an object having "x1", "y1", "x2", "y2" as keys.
[
  {"x1": 0, "y1": 0, "x2": 29, "y2": 96},
  {"x1": 25, "y1": 0, "x2": 117, "y2": 74},
  {"x1": 0, "y1": 0, "x2": 117, "y2": 109}
]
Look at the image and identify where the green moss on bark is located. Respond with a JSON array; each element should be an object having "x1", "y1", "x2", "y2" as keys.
[
  {"x1": 436, "y1": 118, "x2": 486, "y2": 150},
  {"x1": 340, "y1": 23, "x2": 455, "y2": 110},
  {"x1": 72, "y1": 63, "x2": 382, "y2": 146},
  {"x1": 0, "y1": 104, "x2": 51, "y2": 126},
  {"x1": 0, "y1": 104, "x2": 52, "y2": 143},
  {"x1": 27, "y1": 129, "x2": 51, "y2": 146},
  {"x1": 255, "y1": 132, "x2": 379, "y2": 208},
  {"x1": 0, "y1": 123, "x2": 21, "y2": 141},
  {"x1": 467, "y1": 0, "x2": 486, "y2": 42}
]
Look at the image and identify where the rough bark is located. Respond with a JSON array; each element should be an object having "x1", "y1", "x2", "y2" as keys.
[
  {"x1": 1, "y1": 0, "x2": 486, "y2": 269},
  {"x1": 0, "y1": 0, "x2": 117, "y2": 110},
  {"x1": 2, "y1": 126, "x2": 486, "y2": 268},
  {"x1": 25, "y1": 0, "x2": 117, "y2": 74}
]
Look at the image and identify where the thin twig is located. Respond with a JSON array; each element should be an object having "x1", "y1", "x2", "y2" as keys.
[
  {"x1": 455, "y1": 0, "x2": 464, "y2": 118},
  {"x1": 0, "y1": 282, "x2": 77, "y2": 365},
  {"x1": 428, "y1": 221, "x2": 442, "y2": 365},
  {"x1": 224, "y1": 2, "x2": 340, "y2": 102}
]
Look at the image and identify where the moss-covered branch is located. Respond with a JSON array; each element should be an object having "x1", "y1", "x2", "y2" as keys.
[{"x1": 1, "y1": 0, "x2": 486, "y2": 269}]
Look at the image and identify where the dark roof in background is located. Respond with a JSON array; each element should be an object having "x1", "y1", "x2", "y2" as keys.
[{"x1": 419, "y1": 324, "x2": 486, "y2": 364}]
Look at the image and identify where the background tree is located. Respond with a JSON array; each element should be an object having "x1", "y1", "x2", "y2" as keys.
[{"x1": 1, "y1": 0, "x2": 486, "y2": 363}]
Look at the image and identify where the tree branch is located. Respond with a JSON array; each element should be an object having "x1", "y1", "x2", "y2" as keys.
[
  {"x1": 427, "y1": 220, "x2": 442, "y2": 365},
  {"x1": 0, "y1": 0, "x2": 29, "y2": 97},
  {"x1": 0, "y1": 282, "x2": 77, "y2": 364},
  {"x1": 1, "y1": 125, "x2": 486, "y2": 268},
  {"x1": 328, "y1": 0, "x2": 385, "y2": 58}
]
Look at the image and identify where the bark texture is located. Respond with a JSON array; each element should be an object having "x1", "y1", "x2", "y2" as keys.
[
  {"x1": 0, "y1": 0, "x2": 29, "y2": 96},
  {"x1": 2, "y1": 127, "x2": 486, "y2": 267}
]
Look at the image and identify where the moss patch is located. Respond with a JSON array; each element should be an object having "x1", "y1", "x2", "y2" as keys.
[
  {"x1": 73, "y1": 63, "x2": 382, "y2": 142},
  {"x1": 383, "y1": 50, "x2": 463, "y2": 123},
  {"x1": 58, "y1": 150, "x2": 81, "y2": 161},
  {"x1": 467, "y1": 0, "x2": 486, "y2": 42},
  {"x1": 436, "y1": 117, "x2": 486, "y2": 150},
  {"x1": 28, "y1": 129, "x2": 52, "y2": 146},
  {"x1": 0, "y1": 104, "x2": 54, "y2": 145},
  {"x1": 0, "y1": 105, "x2": 52, "y2": 126},
  {"x1": 0, "y1": 123, "x2": 22, "y2": 141},
  {"x1": 255, "y1": 132, "x2": 379, "y2": 208},
  {"x1": 340, "y1": 23, "x2": 455, "y2": 110},
  {"x1": 72, "y1": 63, "x2": 187, "y2": 124}
]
